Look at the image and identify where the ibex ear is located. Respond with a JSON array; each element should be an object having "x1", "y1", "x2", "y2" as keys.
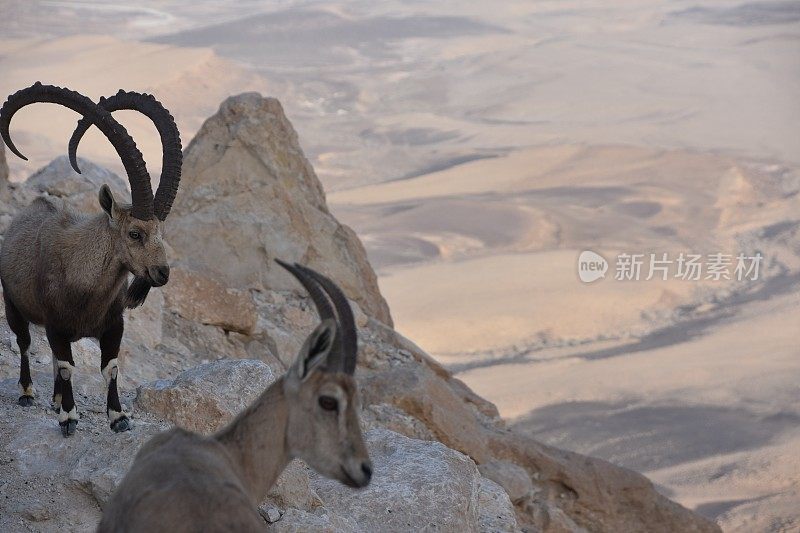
[
  {"x1": 98, "y1": 184, "x2": 117, "y2": 219},
  {"x1": 292, "y1": 319, "x2": 337, "y2": 381}
]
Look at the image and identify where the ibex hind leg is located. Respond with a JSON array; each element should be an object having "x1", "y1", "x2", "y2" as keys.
[
  {"x1": 100, "y1": 318, "x2": 131, "y2": 433},
  {"x1": 45, "y1": 328, "x2": 79, "y2": 437},
  {"x1": 4, "y1": 293, "x2": 34, "y2": 407}
]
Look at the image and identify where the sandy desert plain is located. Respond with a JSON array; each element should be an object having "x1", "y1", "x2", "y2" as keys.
[{"x1": 0, "y1": 1, "x2": 799, "y2": 531}]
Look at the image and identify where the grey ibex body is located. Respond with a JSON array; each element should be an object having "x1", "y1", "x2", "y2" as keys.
[
  {"x1": 0, "y1": 83, "x2": 182, "y2": 436},
  {"x1": 98, "y1": 262, "x2": 372, "y2": 532}
]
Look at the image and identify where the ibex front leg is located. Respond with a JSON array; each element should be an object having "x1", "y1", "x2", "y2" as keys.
[
  {"x1": 4, "y1": 293, "x2": 34, "y2": 406},
  {"x1": 46, "y1": 328, "x2": 78, "y2": 437},
  {"x1": 100, "y1": 318, "x2": 131, "y2": 433}
]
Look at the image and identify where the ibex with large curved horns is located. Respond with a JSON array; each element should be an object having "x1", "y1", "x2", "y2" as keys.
[
  {"x1": 0, "y1": 82, "x2": 182, "y2": 436},
  {"x1": 98, "y1": 261, "x2": 372, "y2": 532}
]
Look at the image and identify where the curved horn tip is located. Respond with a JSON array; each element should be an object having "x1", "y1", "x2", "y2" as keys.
[
  {"x1": 2, "y1": 133, "x2": 27, "y2": 160},
  {"x1": 7, "y1": 146, "x2": 28, "y2": 161},
  {"x1": 69, "y1": 154, "x2": 82, "y2": 174}
]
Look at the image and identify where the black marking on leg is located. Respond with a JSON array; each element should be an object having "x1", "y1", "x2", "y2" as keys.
[
  {"x1": 6, "y1": 292, "x2": 33, "y2": 406},
  {"x1": 106, "y1": 376, "x2": 122, "y2": 415},
  {"x1": 18, "y1": 356, "x2": 33, "y2": 394},
  {"x1": 106, "y1": 377, "x2": 132, "y2": 432}
]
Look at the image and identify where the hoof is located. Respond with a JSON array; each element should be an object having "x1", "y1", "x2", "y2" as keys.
[
  {"x1": 111, "y1": 416, "x2": 132, "y2": 433},
  {"x1": 18, "y1": 395, "x2": 34, "y2": 407},
  {"x1": 60, "y1": 419, "x2": 78, "y2": 437}
]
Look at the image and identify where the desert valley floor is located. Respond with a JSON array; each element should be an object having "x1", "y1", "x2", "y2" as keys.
[{"x1": 1, "y1": 1, "x2": 798, "y2": 530}]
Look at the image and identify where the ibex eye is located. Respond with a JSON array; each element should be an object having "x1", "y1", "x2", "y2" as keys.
[
  {"x1": 128, "y1": 230, "x2": 141, "y2": 240},
  {"x1": 318, "y1": 396, "x2": 338, "y2": 411}
]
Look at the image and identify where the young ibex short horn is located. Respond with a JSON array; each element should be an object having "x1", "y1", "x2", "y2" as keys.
[
  {"x1": 0, "y1": 83, "x2": 182, "y2": 436},
  {"x1": 97, "y1": 261, "x2": 372, "y2": 532}
]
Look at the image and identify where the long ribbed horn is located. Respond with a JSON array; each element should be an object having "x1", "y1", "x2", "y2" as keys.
[
  {"x1": 0, "y1": 82, "x2": 154, "y2": 220},
  {"x1": 275, "y1": 259, "x2": 335, "y2": 322},
  {"x1": 296, "y1": 264, "x2": 358, "y2": 375},
  {"x1": 69, "y1": 90, "x2": 182, "y2": 220},
  {"x1": 276, "y1": 259, "x2": 352, "y2": 373}
]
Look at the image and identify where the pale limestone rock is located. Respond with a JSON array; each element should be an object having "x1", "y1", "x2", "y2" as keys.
[
  {"x1": 267, "y1": 508, "x2": 359, "y2": 532},
  {"x1": 164, "y1": 93, "x2": 392, "y2": 326},
  {"x1": 360, "y1": 364, "x2": 493, "y2": 463},
  {"x1": 478, "y1": 477, "x2": 521, "y2": 533},
  {"x1": 162, "y1": 267, "x2": 257, "y2": 335},
  {"x1": 479, "y1": 460, "x2": 536, "y2": 504},
  {"x1": 362, "y1": 402, "x2": 436, "y2": 441},
  {"x1": 527, "y1": 500, "x2": 586, "y2": 533},
  {"x1": 123, "y1": 285, "x2": 165, "y2": 352},
  {"x1": 260, "y1": 505, "x2": 283, "y2": 523},
  {"x1": 5, "y1": 408, "x2": 164, "y2": 508},
  {"x1": 22, "y1": 155, "x2": 129, "y2": 213},
  {"x1": 266, "y1": 459, "x2": 320, "y2": 511},
  {"x1": 135, "y1": 360, "x2": 276, "y2": 433},
  {"x1": 311, "y1": 429, "x2": 482, "y2": 532},
  {"x1": 161, "y1": 312, "x2": 250, "y2": 361}
]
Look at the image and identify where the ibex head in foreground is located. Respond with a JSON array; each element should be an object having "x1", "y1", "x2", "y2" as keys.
[
  {"x1": 0, "y1": 83, "x2": 181, "y2": 436},
  {"x1": 98, "y1": 261, "x2": 372, "y2": 532}
]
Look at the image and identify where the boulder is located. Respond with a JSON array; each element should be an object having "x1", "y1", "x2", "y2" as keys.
[
  {"x1": 360, "y1": 364, "x2": 493, "y2": 463},
  {"x1": 164, "y1": 93, "x2": 392, "y2": 326},
  {"x1": 477, "y1": 477, "x2": 521, "y2": 533},
  {"x1": 479, "y1": 460, "x2": 536, "y2": 504},
  {"x1": 310, "y1": 428, "x2": 482, "y2": 532},
  {"x1": 162, "y1": 267, "x2": 257, "y2": 335},
  {"x1": 265, "y1": 459, "x2": 320, "y2": 512},
  {"x1": 135, "y1": 359, "x2": 276, "y2": 433},
  {"x1": 123, "y1": 286, "x2": 165, "y2": 353},
  {"x1": 267, "y1": 508, "x2": 359, "y2": 532},
  {"x1": 161, "y1": 311, "x2": 250, "y2": 361},
  {"x1": 21, "y1": 155, "x2": 129, "y2": 213}
]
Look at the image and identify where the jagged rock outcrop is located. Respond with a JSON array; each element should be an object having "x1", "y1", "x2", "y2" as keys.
[
  {"x1": 0, "y1": 94, "x2": 720, "y2": 533},
  {"x1": 164, "y1": 94, "x2": 392, "y2": 326}
]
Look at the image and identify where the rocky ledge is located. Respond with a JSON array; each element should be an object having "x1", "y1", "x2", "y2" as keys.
[{"x1": 0, "y1": 95, "x2": 718, "y2": 532}]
